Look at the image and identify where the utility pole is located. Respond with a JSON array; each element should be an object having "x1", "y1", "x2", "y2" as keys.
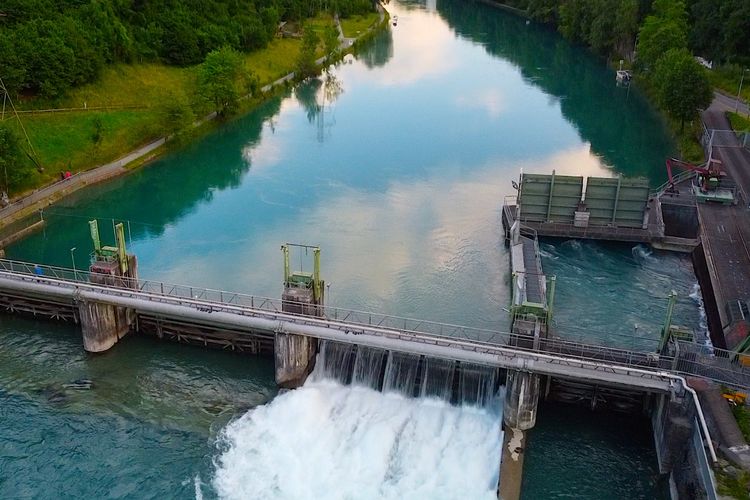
[
  {"x1": 736, "y1": 68, "x2": 748, "y2": 114},
  {"x1": 70, "y1": 247, "x2": 77, "y2": 280},
  {"x1": 0, "y1": 76, "x2": 42, "y2": 171}
]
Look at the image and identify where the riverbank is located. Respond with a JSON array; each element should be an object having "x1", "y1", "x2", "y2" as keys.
[
  {"x1": 0, "y1": 9, "x2": 387, "y2": 233},
  {"x1": 479, "y1": 0, "x2": 718, "y2": 165}
]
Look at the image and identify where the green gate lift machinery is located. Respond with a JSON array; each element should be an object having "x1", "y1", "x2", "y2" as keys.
[
  {"x1": 508, "y1": 274, "x2": 556, "y2": 326},
  {"x1": 281, "y1": 243, "x2": 323, "y2": 305},
  {"x1": 89, "y1": 219, "x2": 129, "y2": 275},
  {"x1": 657, "y1": 291, "x2": 695, "y2": 352}
]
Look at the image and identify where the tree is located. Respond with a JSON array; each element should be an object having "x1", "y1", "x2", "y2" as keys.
[
  {"x1": 527, "y1": 0, "x2": 559, "y2": 23},
  {"x1": 558, "y1": 0, "x2": 590, "y2": 44},
  {"x1": 0, "y1": 124, "x2": 27, "y2": 192},
  {"x1": 157, "y1": 91, "x2": 196, "y2": 138},
  {"x1": 197, "y1": 46, "x2": 243, "y2": 116},
  {"x1": 323, "y1": 24, "x2": 340, "y2": 60},
  {"x1": 296, "y1": 25, "x2": 320, "y2": 79},
  {"x1": 654, "y1": 48, "x2": 712, "y2": 130},
  {"x1": 637, "y1": 0, "x2": 688, "y2": 71},
  {"x1": 91, "y1": 116, "x2": 104, "y2": 146}
]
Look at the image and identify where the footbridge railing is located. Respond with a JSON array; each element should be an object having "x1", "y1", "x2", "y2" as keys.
[{"x1": 2, "y1": 258, "x2": 750, "y2": 392}]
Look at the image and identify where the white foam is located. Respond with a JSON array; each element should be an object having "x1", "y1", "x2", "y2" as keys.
[
  {"x1": 689, "y1": 282, "x2": 713, "y2": 350},
  {"x1": 631, "y1": 244, "x2": 657, "y2": 264},
  {"x1": 212, "y1": 379, "x2": 502, "y2": 500}
]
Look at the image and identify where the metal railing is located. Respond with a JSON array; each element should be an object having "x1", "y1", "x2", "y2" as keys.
[
  {"x1": 651, "y1": 169, "x2": 697, "y2": 198},
  {"x1": 3, "y1": 257, "x2": 750, "y2": 391}
]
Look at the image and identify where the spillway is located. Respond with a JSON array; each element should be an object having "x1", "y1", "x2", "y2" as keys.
[{"x1": 212, "y1": 341, "x2": 504, "y2": 499}]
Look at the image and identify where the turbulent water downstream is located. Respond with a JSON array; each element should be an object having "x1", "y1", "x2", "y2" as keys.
[
  {"x1": 0, "y1": 0, "x2": 697, "y2": 498},
  {"x1": 212, "y1": 343, "x2": 503, "y2": 500}
]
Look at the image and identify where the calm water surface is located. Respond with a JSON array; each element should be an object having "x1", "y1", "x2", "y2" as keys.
[{"x1": 2, "y1": 0, "x2": 695, "y2": 497}]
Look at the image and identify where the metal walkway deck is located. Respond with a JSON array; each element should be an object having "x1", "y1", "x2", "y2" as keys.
[
  {"x1": 2, "y1": 259, "x2": 750, "y2": 393},
  {"x1": 520, "y1": 236, "x2": 544, "y2": 304}
]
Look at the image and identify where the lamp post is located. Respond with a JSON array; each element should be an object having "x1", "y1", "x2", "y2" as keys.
[
  {"x1": 736, "y1": 68, "x2": 749, "y2": 114},
  {"x1": 70, "y1": 247, "x2": 77, "y2": 280}
]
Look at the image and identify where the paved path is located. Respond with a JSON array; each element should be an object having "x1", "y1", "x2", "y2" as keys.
[
  {"x1": 711, "y1": 91, "x2": 749, "y2": 117},
  {"x1": 0, "y1": 138, "x2": 165, "y2": 227}
]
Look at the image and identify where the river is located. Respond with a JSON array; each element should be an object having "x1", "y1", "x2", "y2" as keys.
[{"x1": 2, "y1": 0, "x2": 701, "y2": 498}]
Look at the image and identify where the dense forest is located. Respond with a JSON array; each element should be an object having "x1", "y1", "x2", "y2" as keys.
[
  {"x1": 0, "y1": 0, "x2": 374, "y2": 99},
  {"x1": 497, "y1": 0, "x2": 750, "y2": 64}
]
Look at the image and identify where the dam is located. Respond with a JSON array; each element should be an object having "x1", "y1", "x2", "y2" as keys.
[
  {"x1": 0, "y1": 211, "x2": 740, "y2": 498},
  {"x1": 0, "y1": 1, "x2": 741, "y2": 497}
]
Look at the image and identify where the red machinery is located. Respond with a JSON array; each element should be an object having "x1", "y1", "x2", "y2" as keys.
[{"x1": 665, "y1": 157, "x2": 724, "y2": 194}]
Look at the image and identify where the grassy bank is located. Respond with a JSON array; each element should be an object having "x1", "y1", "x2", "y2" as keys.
[
  {"x1": 4, "y1": 111, "x2": 164, "y2": 192},
  {"x1": 729, "y1": 112, "x2": 750, "y2": 133},
  {"x1": 709, "y1": 65, "x2": 750, "y2": 105},
  {"x1": 2, "y1": 18, "x2": 337, "y2": 197},
  {"x1": 340, "y1": 12, "x2": 381, "y2": 38}
]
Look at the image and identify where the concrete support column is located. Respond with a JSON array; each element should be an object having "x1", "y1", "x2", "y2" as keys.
[
  {"x1": 274, "y1": 332, "x2": 318, "y2": 389},
  {"x1": 653, "y1": 394, "x2": 693, "y2": 474},
  {"x1": 499, "y1": 370, "x2": 540, "y2": 500},
  {"x1": 78, "y1": 300, "x2": 134, "y2": 352},
  {"x1": 504, "y1": 370, "x2": 540, "y2": 430}
]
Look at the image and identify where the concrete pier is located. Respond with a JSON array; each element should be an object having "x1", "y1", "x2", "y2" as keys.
[
  {"x1": 82, "y1": 227, "x2": 139, "y2": 353},
  {"x1": 499, "y1": 370, "x2": 540, "y2": 500},
  {"x1": 274, "y1": 332, "x2": 318, "y2": 388},
  {"x1": 504, "y1": 370, "x2": 540, "y2": 430},
  {"x1": 78, "y1": 299, "x2": 135, "y2": 352}
]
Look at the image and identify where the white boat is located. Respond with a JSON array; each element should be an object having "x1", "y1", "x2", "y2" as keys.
[{"x1": 616, "y1": 70, "x2": 632, "y2": 84}]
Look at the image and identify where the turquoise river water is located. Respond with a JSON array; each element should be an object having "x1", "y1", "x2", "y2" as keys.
[{"x1": 2, "y1": 0, "x2": 705, "y2": 498}]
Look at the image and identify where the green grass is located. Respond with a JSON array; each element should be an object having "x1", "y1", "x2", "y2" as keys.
[
  {"x1": 4, "y1": 12, "x2": 365, "y2": 197},
  {"x1": 733, "y1": 404, "x2": 750, "y2": 442},
  {"x1": 716, "y1": 466, "x2": 750, "y2": 500},
  {"x1": 675, "y1": 120, "x2": 706, "y2": 164},
  {"x1": 340, "y1": 12, "x2": 380, "y2": 38},
  {"x1": 3, "y1": 110, "x2": 163, "y2": 192},
  {"x1": 243, "y1": 38, "x2": 303, "y2": 84},
  {"x1": 62, "y1": 64, "x2": 198, "y2": 109},
  {"x1": 708, "y1": 65, "x2": 750, "y2": 103},
  {"x1": 728, "y1": 112, "x2": 750, "y2": 133},
  {"x1": 4, "y1": 36, "x2": 313, "y2": 196}
]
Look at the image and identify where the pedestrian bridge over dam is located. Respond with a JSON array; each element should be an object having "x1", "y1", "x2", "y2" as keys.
[{"x1": 0, "y1": 257, "x2": 748, "y2": 395}]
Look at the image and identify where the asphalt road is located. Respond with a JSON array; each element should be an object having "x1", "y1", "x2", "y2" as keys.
[{"x1": 711, "y1": 91, "x2": 749, "y2": 117}]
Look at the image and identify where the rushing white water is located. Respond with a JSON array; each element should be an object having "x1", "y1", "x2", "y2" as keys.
[
  {"x1": 212, "y1": 378, "x2": 503, "y2": 500},
  {"x1": 689, "y1": 282, "x2": 713, "y2": 350}
]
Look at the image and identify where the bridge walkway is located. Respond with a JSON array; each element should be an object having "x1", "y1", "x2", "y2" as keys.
[
  {"x1": 2, "y1": 259, "x2": 750, "y2": 393},
  {"x1": 520, "y1": 235, "x2": 544, "y2": 304}
]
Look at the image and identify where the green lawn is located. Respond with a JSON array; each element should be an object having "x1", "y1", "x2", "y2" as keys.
[
  {"x1": 5, "y1": 37, "x2": 307, "y2": 196},
  {"x1": 4, "y1": 13, "x2": 351, "y2": 197},
  {"x1": 3, "y1": 110, "x2": 163, "y2": 192},
  {"x1": 243, "y1": 37, "x2": 303, "y2": 83},
  {"x1": 708, "y1": 65, "x2": 750, "y2": 103},
  {"x1": 728, "y1": 112, "x2": 750, "y2": 132},
  {"x1": 340, "y1": 13, "x2": 380, "y2": 38},
  {"x1": 61, "y1": 64, "x2": 197, "y2": 109}
]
